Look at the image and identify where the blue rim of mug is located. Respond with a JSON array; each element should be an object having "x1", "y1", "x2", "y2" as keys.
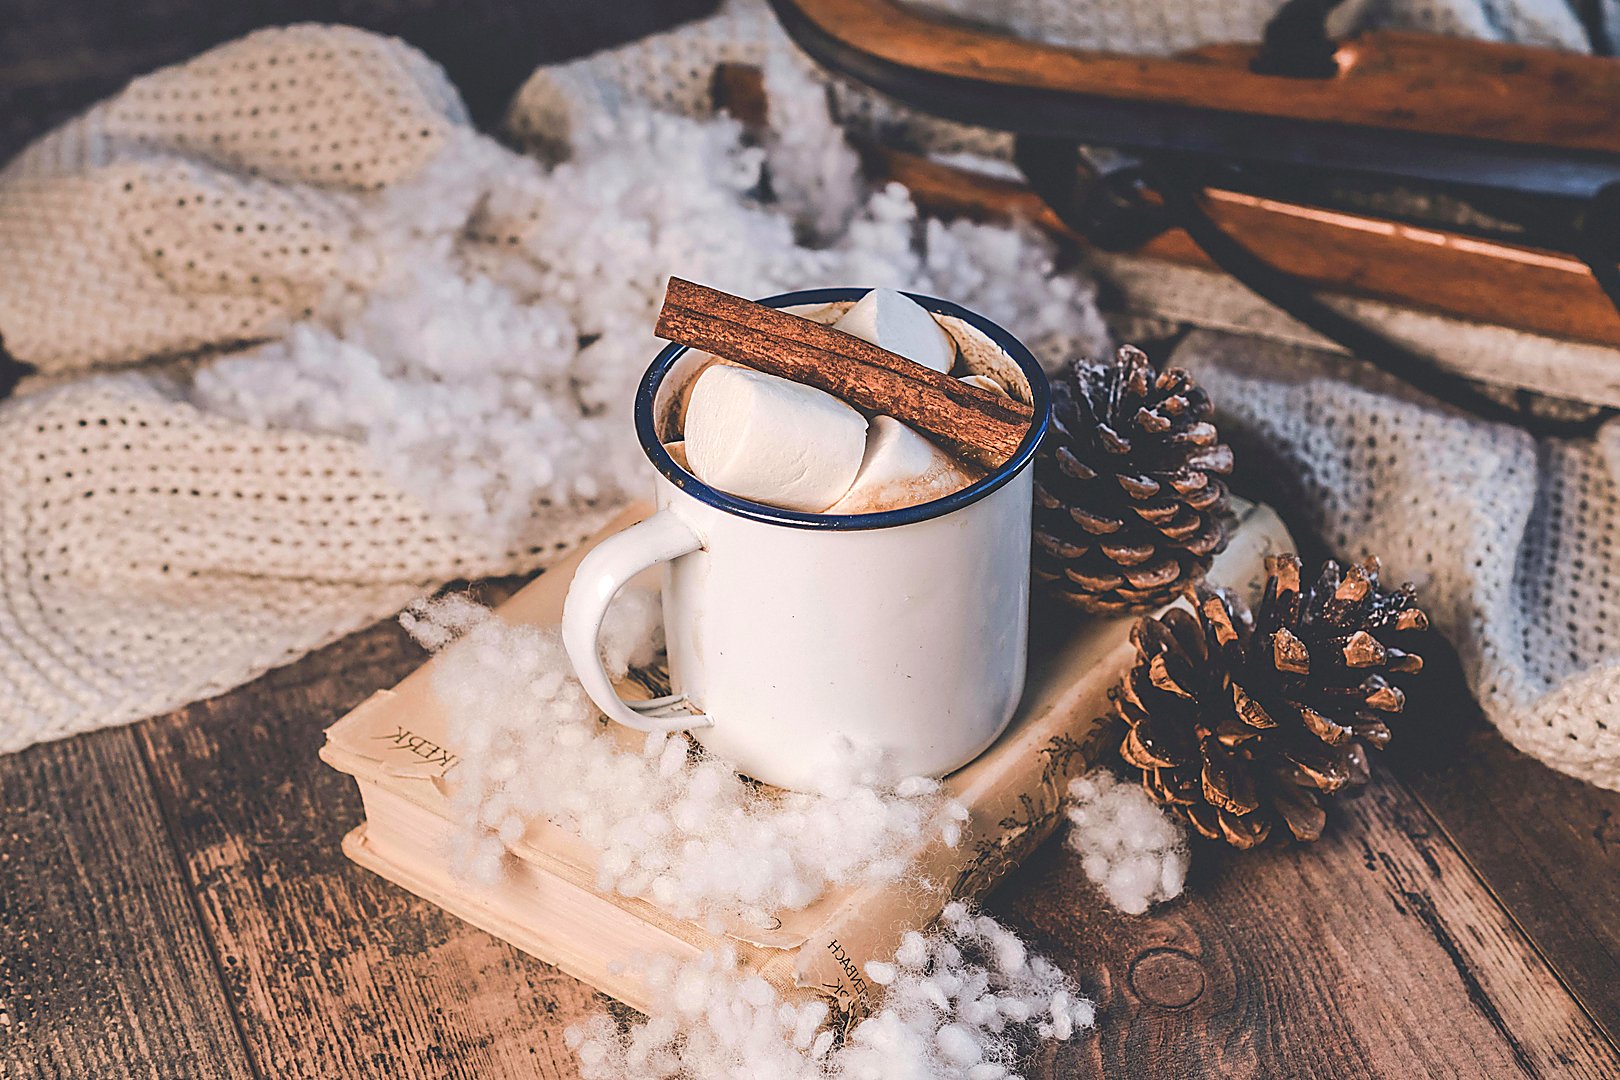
[{"x1": 634, "y1": 286, "x2": 1052, "y2": 531}]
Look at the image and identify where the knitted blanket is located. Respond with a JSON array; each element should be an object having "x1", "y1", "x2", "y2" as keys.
[{"x1": 1, "y1": 0, "x2": 1615, "y2": 794}]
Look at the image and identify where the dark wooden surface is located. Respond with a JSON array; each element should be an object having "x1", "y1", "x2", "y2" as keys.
[{"x1": 5, "y1": 582, "x2": 1620, "y2": 1078}]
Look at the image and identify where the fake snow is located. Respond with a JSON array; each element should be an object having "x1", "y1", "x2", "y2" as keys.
[
  {"x1": 194, "y1": 60, "x2": 1108, "y2": 548},
  {"x1": 565, "y1": 903, "x2": 1094, "y2": 1080},
  {"x1": 596, "y1": 583, "x2": 666, "y2": 680},
  {"x1": 1064, "y1": 771, "x2": 1188, "y2": 916},
  {"x1": 401, "y1": 594, "x2": 968, "y2": 928}
]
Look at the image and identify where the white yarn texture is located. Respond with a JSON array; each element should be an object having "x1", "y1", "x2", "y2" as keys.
[{"x1": 0, "y1": 8, "x2": 1106, "y2": 752}]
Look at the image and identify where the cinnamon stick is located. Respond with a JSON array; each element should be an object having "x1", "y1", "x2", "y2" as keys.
[{"x1": 655, "y1": 278, "x2": 1033, "y2": 469}]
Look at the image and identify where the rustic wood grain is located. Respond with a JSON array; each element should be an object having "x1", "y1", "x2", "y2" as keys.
[
  {"x1": 7, "y1": 595, "x2": 1619, "y2": 1078},
  {"x1": 1388, "y1": 653, "x2": 1620, "y2": 1044},
  {"x1": 715, "y1": 62, "x2": 1620, "y2": 396},
  {"x1": 1401, "y1": 736, "x2": 1620, "y2": 1046},
  {"x1": 865, "y1": 143, "x2": 1620, "y2": 352},
  {"x1": 0, "y1": 730, "x2": 254, "y2": 1080},
  {"x1": 990, "y1": 770, "x2": 1620, "y2": 1078},
  {"x1": 779, "y1": 0, "x2": 1620, "y2": 154},
  {"x1": 134, "y1": 605, "x2": 610, "y2": 1079},
  {"x1": 132, "y1": 593, "x2": 1620, "y2": 1080},
  {"x1": 1134, "y1": 194, "x2": 1619, "y2": 348}
]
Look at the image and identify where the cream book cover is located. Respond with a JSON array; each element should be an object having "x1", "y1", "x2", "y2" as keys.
[{"x1": 322, "y1": 499, "x2": 1290, "y2": 1026}]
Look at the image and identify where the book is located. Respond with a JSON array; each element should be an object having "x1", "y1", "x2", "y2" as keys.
[{"x1": 321, "y1": 499, "x2": 1291, "y2": 1026}]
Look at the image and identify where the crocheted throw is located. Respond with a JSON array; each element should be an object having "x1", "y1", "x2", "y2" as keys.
[{"x1": 0, "y1": 0, "x2": 1615, "y2": 794}]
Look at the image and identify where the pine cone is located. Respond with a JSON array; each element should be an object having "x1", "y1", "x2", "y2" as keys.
[
  {"x1": 1116, "y1": 554, "x2": 1429, "y2": 848},
  {"x1": 1033, "y1": 346, "x2": 1234, "y2": 614}
]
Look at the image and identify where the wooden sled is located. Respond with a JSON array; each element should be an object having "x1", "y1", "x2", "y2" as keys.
[{"x1": 764, "y1": 0, "x2": 1620, "y2": 434}]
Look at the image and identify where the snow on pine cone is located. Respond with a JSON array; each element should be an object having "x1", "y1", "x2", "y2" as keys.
[
  {"x1": 1115, "y1": 554, "x2": 1430, "y2": 848},
  {"x1": 1033, "y1": 345, "x2": 1234, "y2": 614}
]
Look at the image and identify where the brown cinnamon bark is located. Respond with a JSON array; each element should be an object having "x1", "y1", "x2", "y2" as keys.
[{"x1": 655, "y1": 277, "x2": 1033, "y2": 469}]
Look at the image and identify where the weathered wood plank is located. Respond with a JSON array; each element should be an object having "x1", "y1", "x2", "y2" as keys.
[
  {"x1": 99, "y1": 591, "x2": 1620, "y2": 1080},
  {"x1": 865, "y1": 142, "x2": 1620, "y2": 354},
  {"x1": 1390, "y1": 672, "x2": 1620, "y2": 1045},
  {"x1": 779, "y1": 0, "x2": 1620, "y2": 155},
  {"x1": 136, "y1": 608, "x2": 606, "y2": 1079},
  {"x1": 991, "y1": 770, "x2": 1620, "y2": 1078},
  {"x1": 0, "y1": 730, "x2": 254, "y2": 1080}
]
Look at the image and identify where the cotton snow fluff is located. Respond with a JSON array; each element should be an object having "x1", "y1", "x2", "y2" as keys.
[
  {"x1": 1064, "y1": 771, "x2": 1188, "y2": 915},
  {"x1": 566, "y1": 903, "x2": 1094, "y2": 1080},
  {"x1": 194, "y1": 65, "x2": 1109, "y2": 553},
  {"x1": 401, "y1": 594, "x2": 968, "y2": 927}
]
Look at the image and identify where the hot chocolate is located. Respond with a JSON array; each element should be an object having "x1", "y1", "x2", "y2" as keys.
[{"x1": 668, "y1": 289, "x2": 996, "y2": 514}]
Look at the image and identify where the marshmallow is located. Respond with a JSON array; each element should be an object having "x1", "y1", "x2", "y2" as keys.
[
  {"x1": 827, "y1": 416, "x2": 977, "y2": 515},
  {"x1": 683, "y1": 365, "x2": 868, "y2": 512},
  {"x1": 670, "y1": 353, "x2": 738, "y2": 432},
  {"x1": 833, "y1": 288, "x2": 956, "y2": 374},
  {"x1": 959, "y1": 373, "x2": 1008, "y2": 396}
]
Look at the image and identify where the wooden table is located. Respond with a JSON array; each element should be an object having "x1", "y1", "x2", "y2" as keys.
[{"x1": 3, "y1": 589, "x2": 1619, "y2": 1079}]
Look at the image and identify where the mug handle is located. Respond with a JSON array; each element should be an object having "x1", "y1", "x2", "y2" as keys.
[{"x1": 561, "y1": 508, "x2": 712, "y2": 733}]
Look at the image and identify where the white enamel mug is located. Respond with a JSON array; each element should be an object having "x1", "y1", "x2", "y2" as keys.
[{"x1": 561, "y1": 288, "x2": 1052, "y2": 793}]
